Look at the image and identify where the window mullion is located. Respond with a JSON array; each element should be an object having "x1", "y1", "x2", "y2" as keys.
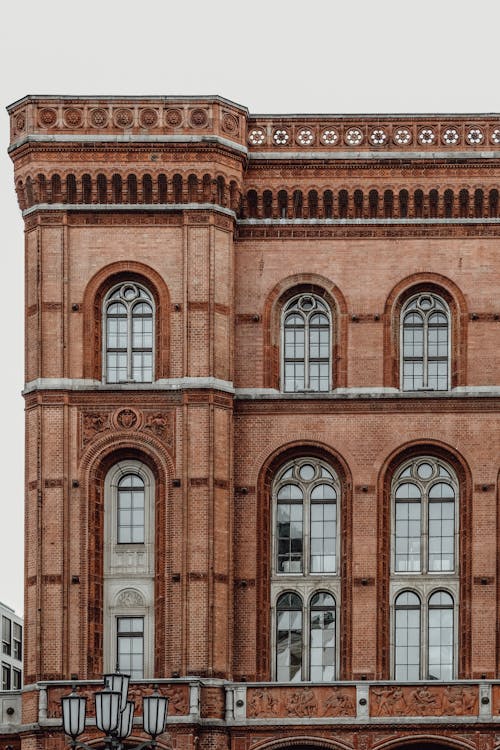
[
  {"x1": 304, "y1": 316, "x2": 310, "y2": 389},
  {"x1": 423, "y1": 315, "x2": 429, "y2": 388},
  {"x1": 127, "y1": 304, "x2": 133, "y2": 381}
]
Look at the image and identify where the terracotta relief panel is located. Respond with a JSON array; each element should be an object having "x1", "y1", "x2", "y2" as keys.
[
  {"x1": 46, "y1": 683, "x2": 189, "y2": 719},
  {"x1": 246, "y1": 685, "x2": 356, "y2": 719},
  {"x1": 370, "y1": 684, "x2": 478, "y2": 717}
]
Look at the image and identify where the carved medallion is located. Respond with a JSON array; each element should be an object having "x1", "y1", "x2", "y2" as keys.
[
  {"x1": 38, "y1": 108, "x2": 58, "y2": 127},
  {"x1": 15, "y1": 113, "x2": 25, "y2": 132},
  {"x1": 90, "y1": 108, "x2": 109, "y2": 127},
  {"x1": 165, "y1": 108, "x2": 183, "y2": 127},
  {"x1": 113, "y1": 108, "x2": 134, "y2": 128},
  {"x1": 189, "y1": 108, "x2": 208, "y2": 128},
  {"x1": 222, "y1": 112, "x2": 239, "y2": 135},
  {"x1": 139, "y1": 108, "x2": 159, "y2": 128},
  {"x1": 63, "y1": 108, "x2": 83, "y2": 128},
  {"x1": 115, "y1": 408, "x2": 139, "y2": 430}
]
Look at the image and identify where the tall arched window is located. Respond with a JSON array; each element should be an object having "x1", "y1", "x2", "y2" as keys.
[
  {"x1": 282, "y1": 294, "x2": 331, "y2": 392},
  {"x1": 392, "y1": 456, "x2": 458, "y2": 680},
  {"x1": 394, "y1": 591, "x2": 421, "y2": 680},
  {"x1": 272, "y1": 457, "x2": 340, "y2": 681},
  {"x1": 104, "y1": 282, "x2": 154, "y2": 383},
  {"x1": 401, "y1": 293, "x2": 450, "y2": 391},
  {"x1": 394, "y1": 589, "x2": 455, "y2": 680}
]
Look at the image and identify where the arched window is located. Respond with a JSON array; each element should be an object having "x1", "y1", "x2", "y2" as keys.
[
  {"x1": 276, "y1": 592, "x2": 303, "y2": 681},
  {"x1": 394, "y1": 589, "x2": 455, "y2": 680},
  {"x1": 274, "y1": 458, "x2": 339, "y2": 574},
  {"x1": 103, "y1": 460, "x2": 155, "y2": 678},
  {"x1": 394, "y1": 591, "x2": 421, "y2": 680},
  {"x1": 117, "y1": 474, "x2": 145, "y2": 543},
  {"x1": 428, "y1": 590, "x2": 454, "y2": 680},
  {"x1": 104, "y1": 282, "x2": 154, "y2": 383},
  {"x1": 393, "y1": 457, "x2": 457, "y2": 574},
  {"x1": 310, "y1": 592, "x2": 336, "y2": 681},
  {"x1": 282, "y1": 294, "x2": 331, "y2": 392},
  {"x1": 275, "y1": 591, "x2": 337, "y2": 682},
  {"x1": 401, "y1": 293, "x2": 450, "y2": 391},
  {"x1": 272, "y1": 457, "x2": 340, "y2": 681}
]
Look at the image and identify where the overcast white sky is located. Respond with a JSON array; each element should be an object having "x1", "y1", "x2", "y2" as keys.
[{"x1": 1, "y1": 0, "x2": 499, "y2": 616}]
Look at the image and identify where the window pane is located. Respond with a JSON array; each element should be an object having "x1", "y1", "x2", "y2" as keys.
[
  {"x1": 395, "y1": 499, "x2": 421, "y2": 572},
  {"x1": 117, "y1": 475, "x2": 145, "y2": 544},
  {"x1": 310, "y1": 603, "x2": 335, "y2": 681},
  {"x1": 117, "y1": 617, "x2": 144, "y2": 679},
  {"x1": 276, "y1": 596, "x2": 302, "y2": 681},
  {"x1": 428, "y1": 596, "x2": 453, "y2": 679},
  {"x1": 395, "y1": 595, "x2": 421, "y2": 680}
]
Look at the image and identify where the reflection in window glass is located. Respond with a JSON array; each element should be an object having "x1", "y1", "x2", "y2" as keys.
[
  {"x1": 276, "y1": 593, "x2": 303, "y2": 682},
  {"x1": 310, "y1": 592, "x2": 336, "y2": 681}
]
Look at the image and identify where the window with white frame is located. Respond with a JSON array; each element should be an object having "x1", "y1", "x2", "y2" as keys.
[
  {"x1": 103, "y1": 461, "x2": 155, "y2": 678},
  {"x1": 272, "y1": 457, "x2": 340, "y2": 681},
  {"x1": 116, "y1": 616, "x2": 144, "y2": 679},
  {"x1": 401, "y1": 293, "x2": 450, "y2": 391},
  {"x1": 276, "y1": 591, "x2": 336, "y2": 682},
  {"x1": 394, "y1": 589, "x2": 455, "y2": 680},
  {"x1": 117, "y1": 474, "x2": 145, "y2": 544},
  {"x1": 104, "y1": 282, "x2": 154, "y2": 383},
  {"x1": 2, "y1": 617, "x2": 11, "y2": 656},
  {"x1": 392, "y1": 456, "x2": 458, "y2": 680},
  {"x1": 282, "y1": 294, "x2": 331, "y2": 392}
]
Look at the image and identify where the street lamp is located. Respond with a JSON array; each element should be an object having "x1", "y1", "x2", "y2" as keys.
[{"x1": 61, "y1": 672, "x2": 168, "y2": 749}]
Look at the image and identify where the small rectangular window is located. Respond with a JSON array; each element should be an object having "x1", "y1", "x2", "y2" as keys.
[
  {"x1": 2, "y1": 663, "x2": 10, "y2": 690},
  {"x1": 117, "y1": 617, "x2": 144, "y2": 679},
  {"x1": 13, "y1": 623, "x2": 22, "y2": 661},
  {"x1": 12, "y1": 667, "x2": 21, "y2": 690},
  {"x1": 2, "y1": 617, "x2": 11, "y2": 656}
]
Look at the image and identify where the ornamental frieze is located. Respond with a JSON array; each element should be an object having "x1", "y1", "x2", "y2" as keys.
[
  {"x1": 46, "y1": 683, "x2": 189, "y2": 719},
  {"x1": 246, "y1": 685, "x2": 356, "y2": 718},
  {"x1": 369, "y1": 684, "x2": 478, "y2": 717},
  {"x1": 79, "y1": 407, "x2": 174, "y2": 453}
]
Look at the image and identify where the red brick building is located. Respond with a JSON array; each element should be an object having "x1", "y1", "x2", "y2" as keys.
[{"x1": 3, "y1": 95, "x2": 500, "y2": 750}]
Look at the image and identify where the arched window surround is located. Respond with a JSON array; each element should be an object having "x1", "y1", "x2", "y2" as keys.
[
  {"x1": 263, "y1": 276, "x2": 348, "y2": 391},
  {"x1": 383, "y1": 275, "x2": 467, "y2": 390},
  {"x1": 83, "y1": 443, "x2": 171, "y2": 679},
  {"x1": 254, "y1": 442, "x2": 353, "y2": 681},
  {"x1": 82, "y1": 262, "x2": 171, "y2": 381},
  {"x1": 376, "y1": 441, "x2": 472, "y2": 680},
  {"x1": 103, "y1": 460, "x2": 155, "y2": 678}
]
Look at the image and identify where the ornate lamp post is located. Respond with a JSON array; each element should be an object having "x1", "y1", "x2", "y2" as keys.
[{"x1": 61, "y1": 672, "x2": 168, "y2": 749}]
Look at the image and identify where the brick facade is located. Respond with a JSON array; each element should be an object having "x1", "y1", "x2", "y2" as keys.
[{"x1": 3, "y1": 95, "x2": 500, "y2": 750}]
